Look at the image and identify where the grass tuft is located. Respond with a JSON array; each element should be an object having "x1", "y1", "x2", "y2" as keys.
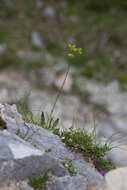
[
  {"x1": 18, "y1": 106, "x2": 115, "y2": 174},
  {"x1": 28, "y1": 172, "x2": 49, "y2": 190},
  {"x1": 55, "y1": 126, "x2": 115, "y2": 173}
]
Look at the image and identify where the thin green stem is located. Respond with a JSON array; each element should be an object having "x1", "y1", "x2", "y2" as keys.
[{"x1": 48, "y1": 65, "x2": 70, "y2": 125}]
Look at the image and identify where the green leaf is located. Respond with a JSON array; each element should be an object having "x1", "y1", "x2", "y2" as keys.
[
  {"x1": 16, "y1": 128, "x2": 21, "y2": 136},
  {"x1": 52, "y1": 118, "x2": 59, "y2": 129},
  {"x1": 40, "y1": 112, "x2": 45, "y2": 126}
]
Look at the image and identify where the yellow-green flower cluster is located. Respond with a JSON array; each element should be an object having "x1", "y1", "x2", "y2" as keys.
[{"x1": 68, "y1": 44, "x2": 82, "y2": 57}]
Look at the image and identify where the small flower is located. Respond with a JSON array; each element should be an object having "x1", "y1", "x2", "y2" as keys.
[
  {"x1": 68, "y1": 53, "x2": 74, "y2": 57},
  {"x1": 100, "y1": 169, "x2": 105, "y2": 176},
  {"x1": 68, "y1": 44, "x2": 83, "y2": 56}
]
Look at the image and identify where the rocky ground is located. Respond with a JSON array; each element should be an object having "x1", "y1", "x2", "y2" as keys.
[
  {"x1": 1, "y1": 1, "x2": 127, "y2": 189},
  {"x1": 0, "y1": 102, "x2": 127, "y2": 190},
  {"x1": 0, "y1": 65, "x2": 127, "y2": 168},
  {"x1": 0, "y1": 103, "x2": 103, "y2": 190}
]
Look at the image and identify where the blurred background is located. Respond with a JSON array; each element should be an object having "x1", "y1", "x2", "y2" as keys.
[{"x1": 1, "y1": 0, "x2": 127, "y2": 152}]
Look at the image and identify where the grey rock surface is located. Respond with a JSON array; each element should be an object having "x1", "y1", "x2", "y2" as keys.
[
  {"x1": 74, "y1": 158, "x2": 103, "y2": 186},
  {"x1": 46, "y1": 175, "x2": 88, "y2": 190},
  {"x1": 0, "y1": 180, "x2": 34, "y2": 190},
  {"x1": 3, "y1": 0, "x2": 12, "y2": 7},
  {"x1": 0, "y1": 131, "x2": 67, "y2": 187},
  {"x1": 1, "y1": 62, "x2": 127, "y2": 167},
  {"x1": 0, "y1": 44, "x2": 6, "y2": 54},
  {"x1": 43, "y1": 6, "x2": 56, "y2": 18},
  {"x1": 0, "y1": 103, "x2": 103, "y2": 189},
  {"x1": 96, "y1": 167, "x2": 127, "y2": 190},
  {"x1": 31, "y1": 32, "x2": 44, "y2": 49}
]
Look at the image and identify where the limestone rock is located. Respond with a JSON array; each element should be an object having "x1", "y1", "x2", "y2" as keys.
[
  {"x1": 0, "y1": 44, "x2": 6, "y2": 54},
  {"x1": 0, "y1": 103, "x2": 103, "y2": 189},
  {"x1": 106, "y1": 145, "x2": 127, "y2": 167},
  {"x1": 0, "y1": 180, "x2": 33, "y2": 190},
  {"x1": 0, "y1": 130, "x2": 67, "y2": 187},
  {"x1": 31, "y1": 32, "x2": 44, "y2": 49},
  {"x1": 46, "y1": 175, "x2": 88, "y2": 190},
  {"x1": 96, "y1": 167, "x2": 127, "y2": 190},
  {"x1": 43, "y1": 6, "x2": 56, "y2": 18},
  {"x1": 0, "y1": 103, "x2": 24, "y2": 124}
]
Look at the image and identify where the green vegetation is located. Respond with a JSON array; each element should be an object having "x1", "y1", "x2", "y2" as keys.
[
  {"x1": 45, "y1": 148, "x2": 52, "y2": 153},
  {"x1": 16, "y1": 53, "x2": 115, "y2": 174},
  {"x1": 68, "y1": 0, "x2": 127, "y2": 10},
  {"x1": 58, "y1": 126, "x2": 115, "y2": 173},
  {"x1": 62, "y1": 160, "x2": 78, "y2": 176},
  {"x1": 1, "y1": 0, "x2": 124, "y2": 176},
  {"x1": 0, "y1": 50, "x2": 21, "y2": 69},
  {"x1": 0, "y1": 0, "x2": 127, "y2": 87},
  {"x1": 68, "y1": 44, "x2": 82, "y2": 57},
  {"x1": 18, "y1": 105, "x2": 115, "y2": 174},
  {"x1": 28, "y1": 172, "x2": 49, "y2": 190}
]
